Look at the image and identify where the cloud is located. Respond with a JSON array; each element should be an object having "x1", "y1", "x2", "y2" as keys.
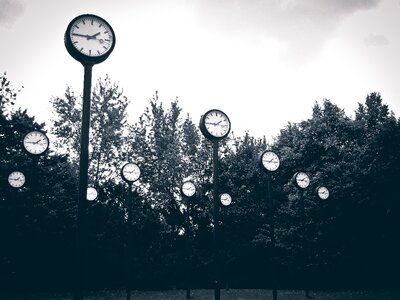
[
  {"x1": 364, "y1": 33, "x2": 389, "y2": 46},
  {"x1": 0, "y1": 0, "x2": 24, "y2": 28},
  {"x1": 192, "y1": 0, "x2": 382, "y2": 62}
]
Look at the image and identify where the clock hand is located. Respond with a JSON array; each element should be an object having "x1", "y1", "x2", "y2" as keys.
[
  {"x1": 72, "y1": 33, "x2": 91, "y2": 39},
  {"x1": 88, "y1": 32, "x2": 101, "y2": 39}
]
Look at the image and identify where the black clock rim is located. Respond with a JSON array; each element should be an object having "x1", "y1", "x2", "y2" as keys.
[
  {"x1": 8, "y1": 171, "x2": 26, "y2": 188},
  {"x1": 293, "y1": 171, "x2": 309, "y2": 189},
  {"x1": 65, "y1": 14, "x2": 116, "y2": 66},
  {"x1": 260, "y1": 150, "x2": 280, "y2": 172},
  {"x1": 199, "y1": 109, "x2": 231, "y2": 141},
  {"x1": 316, "y1": 186, "x2": 329, "y2": 199},
  {"x1": 181, "y1": 181, "x2": 196, "y2": 197},
  {"x1": 22, "y1": 130, "x2": 50, "y2": 156},
  {"x1": 121, "y1": 162, "x2": 140, "y2": 183}
]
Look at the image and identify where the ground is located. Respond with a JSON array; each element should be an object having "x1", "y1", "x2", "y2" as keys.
[{"x1": 2, "y1": 289, "x2": 400, "y2": 300}]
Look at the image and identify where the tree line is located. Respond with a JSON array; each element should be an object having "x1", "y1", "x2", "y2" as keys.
[{"x1": 1, "y1": 72, "x2": 400, "y2": 292}]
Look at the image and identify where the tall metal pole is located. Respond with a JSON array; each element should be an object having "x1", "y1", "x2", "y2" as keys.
[
  {"x1": 299, "y1": 189, "x2": 310, "y2": 298},
  {"x1": 212, "y1": 141, "x2": 221, "y2": 300},
  {"x1": 266, "y1": 175, "x2": 277, "y2": 300},
  {"x1": 126, "y1": 182, "x2": 133, "y2": 300},
  {"x1": 185, "y1": 195, "x2": 191, "y2": 299},
  {"x1": 75, "y1": 63, "x2": 93, "y2": 300}
]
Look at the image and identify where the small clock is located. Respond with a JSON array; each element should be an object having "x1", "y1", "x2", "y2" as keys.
[
  {"x1": 199, "y1": 109, "x2": 231, "y2": 140},
  {"x1": 86, "y1": 187, "x2": 98, "y2": 201},
  {"x1": 8, "y1": 171, "x2": 25, "y2": 188},
  {"x1": 317, "y1": 186, "x2": 330, "y2": 200},
  {"x1": 181, "y1": 181, "x2": 196, "y2": 197},
  {"x1": 121, "y1": 162, "x2": 141, "y2": 183},
  {"x1": 65, "y1": 14, "x2": 116, "y2": 65},
  {"x1": 23, "y1": 131, "x2": 49, "y2": 155},
  {"x1": 220, "y1": 193, "x2": 232, "y2": 206},
  {"x1": 261, "y1": 150, "x2": 280, "y2": 172},
  {"x1": 294, "y1": 172, "x2": 310, "y2": 189}
]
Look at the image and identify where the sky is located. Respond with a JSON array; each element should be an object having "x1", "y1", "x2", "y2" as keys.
[{"x1": 1, "y1": 0, "x2": 400, "y2": 141}]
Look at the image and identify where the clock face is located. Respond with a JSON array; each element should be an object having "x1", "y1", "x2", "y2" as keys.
[
  {"x1": 65, "y1": 14, "x2": 115, "y2": 64},
  {"x1": 23, "y1": 131, "x2": 49, "y2": 155},
  {"x1": 200, "y1": 109, "x2": 231, "y2": 140},
  {"x1": 261, "y1": 151, "x2": 280, "y2": 172},
  {"x1": 8, "y1": 171, "x2": 25, "y2": 188},
  {"x1": 121, "y1": 163, "x2": 141, "y2": 182},
  {"x1": 220, "y1": 193, "x2": 232, "y2": 206},
  {"x1": 317, "y1": 186, "x2": 330, "y2": 200},
  {"x1": 181, "y1": 181, "x2": 196, "y2": 197},
  {"x1": 295, "y1": 172, "x2": 310, "y2": 189},
  {"x1": 87, "y1": 187, "x2": 98, "y2": 201}
]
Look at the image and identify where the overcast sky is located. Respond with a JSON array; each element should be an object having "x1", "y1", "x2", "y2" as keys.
[{"x1": 1, "y1": 0, "x2": 399, "y2": 140}]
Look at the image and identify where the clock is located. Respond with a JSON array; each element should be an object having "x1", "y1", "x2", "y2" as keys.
[
  {"x1": 181, "y1": 181, "x2": 196, "y2": 197},
  {"x1": 261, "y1": 150, "x2": 280, "y2": 172},
  {"x1": 121, "y1": 162, "x2": 141, "y2": 183},
  {"x1": 220, "y1": 193, "x2": 232, "y2": 206},
  {"x1": 294, "y1": 172, "x2": 310, "y2": 189},
  {"x1": 8, "y1": 171, "x2": 25, "y2": 188},
  {"x1": 199, "y1": 109, "x2": 231, "y2": 140},
  {"x1": 317, "y1": 186, "x2": 330, "y2": 200},
  {"x1": 86, "y1": 186, "x2": 98, "y2": 201},
  {"x1": 65, "y1": 14, "x2": 115, "y2": 65},
  {"x1": 23, "y1": 131, "x2": 49, "y2": 155}
]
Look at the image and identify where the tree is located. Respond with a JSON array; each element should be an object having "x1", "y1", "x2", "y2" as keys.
[{"x1": 51, "y1": 75, "x2": 130, "y2": 185}]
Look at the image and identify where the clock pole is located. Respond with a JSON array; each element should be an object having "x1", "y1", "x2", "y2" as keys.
[
  {"x1": 212, "y1": 140, "x2": 221, "y2": 300},
  {"x1": 266, "y1": 174, "x2": 278, "y2": 300},
  {"x1": 126, "y1": 181, "x2": 134, "y2": 300},
  {"x1": 75, "y1": 63, "x2": 93, "y2": 300}
]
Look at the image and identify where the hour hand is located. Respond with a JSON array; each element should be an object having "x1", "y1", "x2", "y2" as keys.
[{"x1": 72, "y1": 33, "x2": 90, "y2": 38}]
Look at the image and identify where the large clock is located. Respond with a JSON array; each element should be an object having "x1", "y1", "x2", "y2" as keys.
[
  {"x1": 121, "y1": 162, "x2": 141, "y2": 183},
  {"x1": 86, "y1": 186, "x2": 98, "y2": 201},
  {"x1": 261, "y1": 150, "x2": 280, "y2": 172},
  {"x1": 293, "y1": 171, "x2": 310, "y2": 189},
  {"x1": 317, "y1": 186, "x2": 330, "y2": 200},
  {"x1": 199, "y1": 109, "x2": 231, "y2": 140},
  {"x1": 220, "y1": 193, "x2": 232, "y2": 206},
  {"x1": 8, "y1": 171, "x2": 25, "y2": 188},
  {"x1": 181, "y1": 181, "x2": 196, "y2": 197},
  {"x1": 65, "y1": 14, "x2": 116, "y2": 65},
  {"x1": 23, "y1": 130, "x2": 49, "y2": 155}
]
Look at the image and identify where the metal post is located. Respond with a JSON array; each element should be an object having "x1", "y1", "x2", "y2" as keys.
[
  {"x1": 299, "y1": 189, "x2": 310, "y2": 298},
  {"x1": 212, "y1": 141, "x2": 220, "y2": 300},
  {"x1": 126, "y1": 182, "x2": 133, "y2": 300},
  {"x1": 185, "y1": 195, "x2": 191, "y2": 299},
  {"x1": 74, "y1": 63, "x2": 93, "y2": 300},
  {"x1": 266, "y1": 175, "x2": 277, "y2": 300}
]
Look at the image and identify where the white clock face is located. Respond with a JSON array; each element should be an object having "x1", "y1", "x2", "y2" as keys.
[
  {"x1": 23, "y1": 131, "x2": 49, "y2": 155},
  {"x1": 220, "y1": 193, "x2": 232, "y2": 206},
  {"x1": 261, "y1": 151, "x2": 280, "y2": 171},
  {"x1": 295, "y1": 172, "x2": 310, "y2": 189},
  {"x1": 86, "y1": 187, "x2": 98, "y2": 201},
  {"x1": 70, "y1": 15, "x2": 114, "y2": 57},
  {"x1": 8, "y1": 171, "x2": 25, "y2": 188},
  {"x1": 181, "y1": 181, "x2": 196, "y2": 197},
  {"x1": 204, "y1": 110, "x2": 231, "y2": 138},
  {"x1": 317, "y1": 186, "x2": 330, "y2": 200},
  {"x1": 122, "y1": 163, "x2": 141, "y2": 182}
]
